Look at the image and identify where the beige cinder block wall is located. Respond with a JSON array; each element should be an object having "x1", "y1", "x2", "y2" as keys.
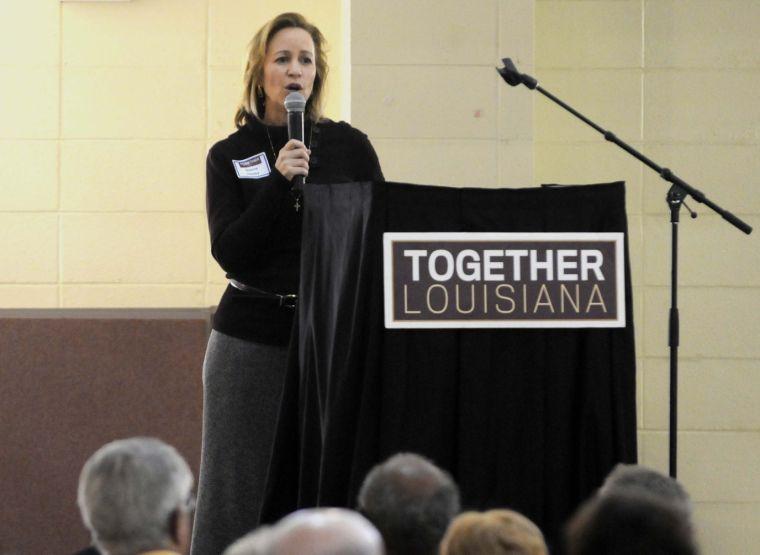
[
  {"x1": 0, "y1": 0, "x2": 345, "y2": 309},
  {"x1": 3, "y1": 0, "x2": 757, "y2": 552},
  {"x1": 534, "y1": 1, "x2": 760, "y2": 553},
  {"x1": 351, "y1": 0, "x2": 534, "y2": 189}
]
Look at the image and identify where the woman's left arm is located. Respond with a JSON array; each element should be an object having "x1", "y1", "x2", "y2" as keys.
[{"x1": 353, "y1": 131, "x2": 384, "y2": 182}]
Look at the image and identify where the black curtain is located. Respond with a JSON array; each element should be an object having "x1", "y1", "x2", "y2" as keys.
[{"x1": 262, "y1": 181, "x2": 637, "y2": 548}]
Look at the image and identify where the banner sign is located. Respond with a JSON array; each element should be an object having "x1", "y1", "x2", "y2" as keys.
[{"x1": 383, "y1": 232, "x2": 625, "y2": 329}]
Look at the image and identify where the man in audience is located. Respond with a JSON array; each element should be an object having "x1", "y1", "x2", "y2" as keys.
[
  {"x1": 439, "y1": 509, "x2": 548, "y2": 555},
  {"x1": 565, "y1": 489, "x2": 698, "y2": 555},
  {"x1": 600, "y1": 463, "x2": 693, "y2": 522},
  {"x1": 77, "y1": 437, "x2": 195, "y2": 555},
  {"x1": 356, "y1": 452, "x2": 460, "y2": 555},
  {"x1": 223, "y1": 508, "x2": 383, "y2": 555}
]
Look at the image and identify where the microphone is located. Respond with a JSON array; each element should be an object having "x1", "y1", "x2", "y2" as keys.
[
  {"x1": 284, "y1": 92, "x2": 306, "y2": 189},
  {"x1": 496, "y1": 58, "x2": 538, "y2": 90}
]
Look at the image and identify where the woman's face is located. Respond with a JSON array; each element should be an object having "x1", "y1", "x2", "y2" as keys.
[{"x1": 262, "y1": 27, "x2": 317, "y2": 124}]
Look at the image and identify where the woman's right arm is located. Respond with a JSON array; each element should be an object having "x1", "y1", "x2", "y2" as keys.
[{"x1": 206, "y1": 144, "x2": 292, "y2": 276}]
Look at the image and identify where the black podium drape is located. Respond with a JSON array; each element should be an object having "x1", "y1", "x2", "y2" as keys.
[{"x1": 262, "y1": 181, "x2": 637, "y2": 547}]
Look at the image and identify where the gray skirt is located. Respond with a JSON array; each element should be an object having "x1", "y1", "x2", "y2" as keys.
[{"x1": 190, "y1": 330, "x2": 288, "y2": 555}]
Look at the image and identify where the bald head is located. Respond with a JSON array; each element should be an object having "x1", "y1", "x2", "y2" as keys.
[
  {"x1": 357, "y1": 453, "x2": 460, "y2": 555},
  {"x1": 225, "y1": 509, "x2": 383, "y2": 555}
]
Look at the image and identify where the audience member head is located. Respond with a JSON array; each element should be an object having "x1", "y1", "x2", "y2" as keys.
[
  {"x1": 222, "y1": 525, "x2": 274, "y2": 555},
  {"x1": 77, "y1": 437, "x2": 195, "y2": 555},
  {"x1": 225, "y1": 508, "x2": 383, "y2": 555},
  {"x1": 600, "y1": 463, "x2": 692, "y2": 519},
  {"x1": 566, "y1": 489, "x2": 698, "y2": 555},
  {"x1": 439, "y1": 509, "x2": 548, "y2": 555},
  {"x1": 357, "y1": 453, "x2": 460, "y2": 555}
]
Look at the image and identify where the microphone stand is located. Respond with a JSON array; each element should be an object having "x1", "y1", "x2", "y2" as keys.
[{"x1": 496, "y1": 58, "x2": 753, "y2": 478}]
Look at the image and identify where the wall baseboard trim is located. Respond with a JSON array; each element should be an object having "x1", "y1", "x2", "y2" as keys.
[{"x1": 0, "y1": 308, "x2": 215, "y2": 319}]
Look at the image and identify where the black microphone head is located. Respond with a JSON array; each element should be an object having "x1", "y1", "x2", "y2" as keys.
[
  {"x1": 497, "y1": 58, "x2": 522, "y2": 87},
  {"x1": 284, "y1": 91, "x2": 306, "y2": 113}
]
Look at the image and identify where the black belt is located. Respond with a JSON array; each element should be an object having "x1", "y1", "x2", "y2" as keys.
[{"x1": 229, "y1": 279, "x2": 297, "y2": 309}]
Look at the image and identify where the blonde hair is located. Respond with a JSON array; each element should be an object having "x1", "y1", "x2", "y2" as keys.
[
  {"x1": 440, "y1": 510, "x2": 548, "y2": 555},
  {"x1": 235, "y1": 12, "x2": 328, "y2": 127}
]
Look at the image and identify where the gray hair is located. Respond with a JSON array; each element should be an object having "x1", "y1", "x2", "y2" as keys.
[
  {"x1": 357, "y1": 453, "x2": 461, "y2": 555},
  {"x1": 225, "y1": 509, "x2": 383, "y2": 555},
  {"x1": 224, "y1": 525, "x2": 275, "y2": 555},
  {"x1": 600, "y1": 464, "x2": 692, "y2": 519},
  {"x1": 77, "y1": 437, "x2": 194, "y2": 555}
]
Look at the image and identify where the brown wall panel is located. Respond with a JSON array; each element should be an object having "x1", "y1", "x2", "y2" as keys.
[{"x1": 0, "y1": 312, "x2": 209, "y2": 554}]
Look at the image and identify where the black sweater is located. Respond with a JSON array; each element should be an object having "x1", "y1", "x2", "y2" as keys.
[{"x1": 207, "y1": 115, "x2": 384, "y2": 344}]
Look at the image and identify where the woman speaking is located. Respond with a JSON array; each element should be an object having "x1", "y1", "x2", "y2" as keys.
[{"x1": 191, "y1": 12, "x2": 384, "y2": 555}]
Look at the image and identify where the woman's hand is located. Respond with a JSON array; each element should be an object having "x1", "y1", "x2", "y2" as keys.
[{"x1": 275, "y1": 139, "x2": 310, "y2": 182}]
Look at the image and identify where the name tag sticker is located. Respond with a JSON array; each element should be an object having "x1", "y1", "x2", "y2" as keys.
[{"x1": 233, "y1": 152, "x2": 271, "y2": 179}]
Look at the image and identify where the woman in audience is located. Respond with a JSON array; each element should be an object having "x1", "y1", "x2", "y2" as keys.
[
  {"x1": 439, "y1": 509, "x2": 548, "y2": 555},
  {"x1": 191, "y1": 11, "x2": 383, "y2": 555}
]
